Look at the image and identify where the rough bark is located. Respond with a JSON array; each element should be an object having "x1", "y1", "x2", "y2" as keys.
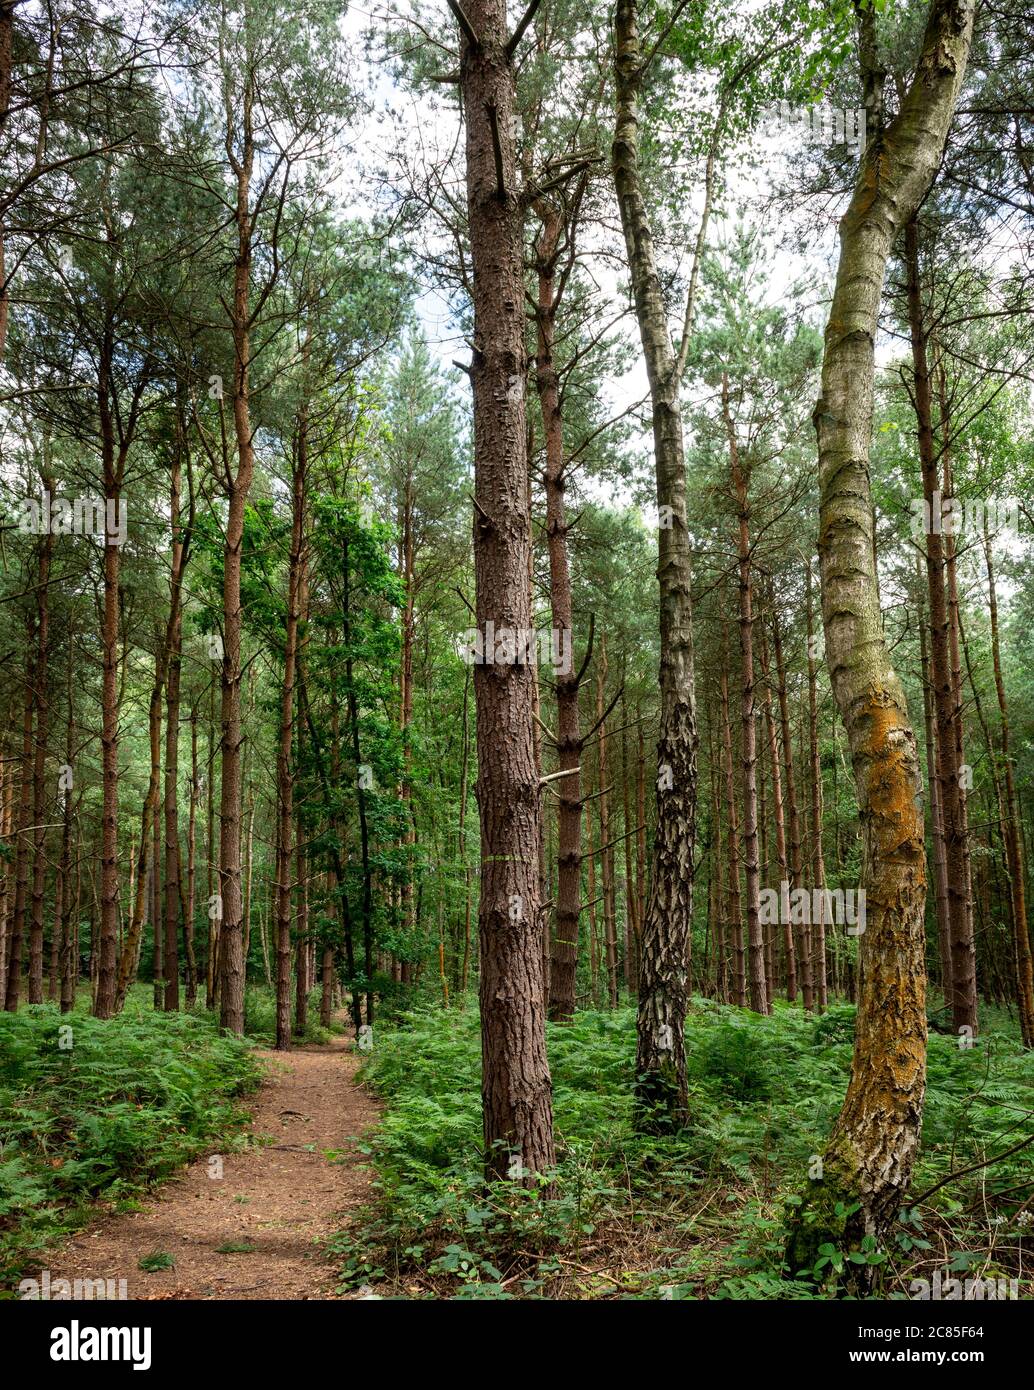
[
  {"x1": 613, "y1": 0, "x2": 697, "y2": 1130},
  {"x1": 457, "y1": 0, "x2": 555, "y2": 1180}
]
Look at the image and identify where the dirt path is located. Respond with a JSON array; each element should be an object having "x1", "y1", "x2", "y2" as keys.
[{"x1": 44, "y1": 1033, "x2": 378, "y2": 1301}]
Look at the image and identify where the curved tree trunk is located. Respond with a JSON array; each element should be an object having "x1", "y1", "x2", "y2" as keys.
[{"x1": 787, "y1": 0, "x2": 975, "y2": 1283}]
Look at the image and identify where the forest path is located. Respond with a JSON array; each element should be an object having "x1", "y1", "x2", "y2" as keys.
[{"x1": 45, "y1": 1027, "x2": 378, "y2": 1300}]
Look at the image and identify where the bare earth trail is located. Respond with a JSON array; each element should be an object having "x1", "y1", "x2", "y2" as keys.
[{"x1": 45, "y1": 1031, "x2": 379, "y2": 1300}]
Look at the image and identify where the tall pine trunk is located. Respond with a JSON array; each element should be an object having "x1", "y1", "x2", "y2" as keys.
[
  {"x1": 456, "y1": 0, "x2": 555, "y2": 1180},
  {"x1": 218, "y1": 95, "x2": 257, "y2": 1036},
  {"x1": 535, "y1": 201, "x2": 585, "y2": 1023},
  {"x1": 724, "y1": 377, "x2": 767, "y2": 1013},
  {"x1": 613, "y1": 0, "x2": 698, "y2": 1128},
  {"x1": 275, "y1": 413, "x2": 306, "y2": 1050},
  {"x1": 806, "y1": 560, "x2": 828, "y2": 1011}
]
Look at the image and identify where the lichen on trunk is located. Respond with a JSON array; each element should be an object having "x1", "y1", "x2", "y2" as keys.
[{"x1": 786, "y1": 0, "x2": 975, "y2": 1289}]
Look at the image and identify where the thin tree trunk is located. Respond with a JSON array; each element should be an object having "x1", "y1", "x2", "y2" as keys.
[
  {"x1": 5, "y1": 625, "x2": 35, "y2": 1011},
  {"x1": 723, "y1": 377, "x2": 766, "y2": 1013},
  {"x1": 185, "y1": 703, "x2": 199, "y2": 1006},
  {"x1": 941, "y1": 445, "x2": 977, "y2": 1030},
  {"x1": 342, "y1": 541, "x2": 375, "y2": 1026},
  {"x1": 983, "y1": 519, "x2": 1034, "y2": 1046},
  {"x1": 163, "y1": 596, "x2": 183, "y2": 1010},
  {"x1": 758, "y1": 617, "x2": 795, "y2": 1000},
  {"x1": 597, "y1": 641, "x2": 619, "y2": 1008},
  {"x1": 59, "y1": 684, "x2": 77, "y2": 1015},
  {"x1": 917, "y1": 555, "x2": 952, "y2": 1003},
  {"x1": 535, "y1": 200, "x2": 585, "y2": 1023},
  {"x1": 771, "y1": 595, "x2": 809, "y2": 1008},
  {"x1": 0, "y1": 738, "x2": 12, "y2": 1004},
  {"x1": 218, "y1": 86, "x2": 258, "y2": 1037},
  {"x1": 398, "y1": 473, "x2": 416, "y2": 977},
  {"x1": 114, "y1": 645, "x2": 165, "y2": 1012},
  {"x1": 459, "y1": 665, "x2": 472, "y2": 995},
  {"x1": 904, "y1": 215, "x2": 976, "y2": 1035},
  {"x1": 151, "y1": 801, "x2": 162, "y2": 1009},
  {"x1": 806, "y1": 559, "x2": 828, "y2": 1012},
  {"x1": 94, "y1": 329, "x2": 125, "y2": 1020},
  {"x1": 28, "y1": 469, "x2": 54, "y2": 1005},
  {"x1": 275, "y1": 410, "x2": 306, "y2": 1049},
  {"x1": 621, "y1": 690, "x2": 639, "y2": 992},
  {"x1": 719, "y1": 635, "x2": 745, "y2": 1007},
  {"x1": 206, "y1": 682, "x2": 217, "y2": 1010},
  {"x1": 614, "y1": 0, "x2": 698, "y2": 1129}
]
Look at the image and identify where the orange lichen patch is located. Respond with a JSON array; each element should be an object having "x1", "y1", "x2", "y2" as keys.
[{"x1": 862, "y1": 700, "x2": 924, "y2": 845}]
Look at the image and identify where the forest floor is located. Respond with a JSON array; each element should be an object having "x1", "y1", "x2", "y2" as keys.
[{"x1": 41, "y1": 1028, "x2": 378, "y2": 1301}]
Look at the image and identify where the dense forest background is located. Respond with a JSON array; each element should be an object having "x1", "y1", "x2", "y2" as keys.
[{"x1": 1, "y1": 0, "x2": 1032, "y2": 1305}]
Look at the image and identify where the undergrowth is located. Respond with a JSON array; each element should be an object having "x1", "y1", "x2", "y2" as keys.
[
  {"x1": 333, "y1": 997, "x2": 1033, "y2": 1300},
  {"x1": 239, "y1": 984, "x2": 344, "y2": 1046},
  {"x1": 0, "y1": 992, "x2": 261, "y2": 1290}
]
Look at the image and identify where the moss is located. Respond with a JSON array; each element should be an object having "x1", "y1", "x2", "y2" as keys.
[
  {"x1": 633, "y1": 1062, "x2": 687, "y2": 1136},
  {"x1": 784, "y1": 1138, "x2": 875, "y2": 1292}
]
